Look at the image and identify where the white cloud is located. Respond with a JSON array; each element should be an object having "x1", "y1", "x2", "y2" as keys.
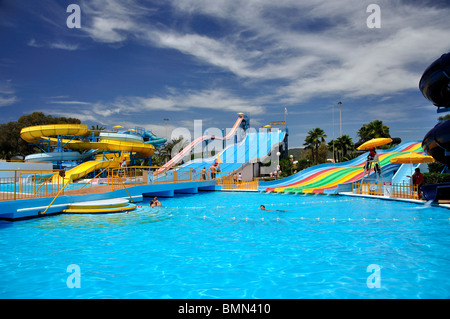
[
  {"x1": 49, "y1": 100, "x2": 91, "y2": 105},
  {"x1": 27, "y1": 38, "x2": 41, "y2": 48},
  {"x1": 0, "y1": 80, "x2": 18, "y2": 107},
  {"x1": 27, "y1": 38, "x2": 80, "y2": 51},
  {"x1": 38, "y1": 109, "x2": 98, "y2": 123},
  {"x1": 0, "y1": 95, "x2": 18, "y2": 107},
  {"x1": 80, "y1": 0, "x2": 152, "y2": 43},
  {"x1": 49, "y1": 42, "x2": 80, "y2": 51},
  {"x1": 42, "y1": 88, "x2": 265, "y2": 130},
  {"x1": 65, "y1": 0, "x2": 450, "y2": 119},
  {"x1": 109, "y1": 89, "x2": 265, "y2": 115},
  {"x1": 164, "y1": 0, "x2": 450, "y2": 102},
  {"x1": 86, "y1": 17, "x2": 135, "y2": 43}
]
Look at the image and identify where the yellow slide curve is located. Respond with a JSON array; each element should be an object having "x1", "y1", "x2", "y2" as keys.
[{"x1": 20, "y1": 124, "x2": 155, "y2": 183}]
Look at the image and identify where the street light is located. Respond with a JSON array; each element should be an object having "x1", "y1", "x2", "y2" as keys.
[
  {"x1": 332, "y1": 104, "x2": 335, "y2": 164},
  {"x1": 163, "y1": 118, "x2": 169, "y2": 140},
  {"x1": 276, "y1": 151, "x2": 281, "y2": 172},
  {"x1": 338, "y1": 101, "x2": 342, "y2": 137}
]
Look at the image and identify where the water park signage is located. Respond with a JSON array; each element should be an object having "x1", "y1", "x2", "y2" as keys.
[{"x1": 270, "y1": 121, "x2": 286, "y2": 126}]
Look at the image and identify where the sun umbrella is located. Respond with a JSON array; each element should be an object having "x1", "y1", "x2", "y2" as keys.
[
  {"x1": 357, "y1": 138, "x2": 393, "y2": 150},
  {"x1": 390, "y1": 152, "x2": 434, "y2": 185},
  {"x1": 390, "y1": 153, "x2": 435, "y2": 164}
]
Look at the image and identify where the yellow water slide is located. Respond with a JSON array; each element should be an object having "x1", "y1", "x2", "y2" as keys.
[
  {"x1": 63, "y1": 160, "x2": 120, "y2": 182},
  {"x1": 20, "y1": 124, "x2": 90, "y2": 144},
  {"x1": 20, "y1": 124, "x2": 155, "y2": 183}
]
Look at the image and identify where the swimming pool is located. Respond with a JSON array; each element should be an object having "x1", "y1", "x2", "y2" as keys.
[{"x1": 1, "y1": 192, "x2": 449, "y2": 298}]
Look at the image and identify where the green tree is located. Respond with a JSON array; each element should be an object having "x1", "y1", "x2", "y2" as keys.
[
  {"x1": 295, "y1": 158, "x2": 310, "y2": 171},
  {"x1": 438, "y1": 113, "x2": 450, "y2": 121},
  {"x1": 279, "y1": 158, "x2": 294, "y2": 178},
  {"x1": 303, "y1": 136, "x2": 315, "y2": 162},
  {"x1": 90, "y1": 125, "x2": 106, "y2": 131},
  {"x1": 17, "y1": 112, "x2": 80, "y2": 127},
  {"x1": 0, "y1": 112, "x2": 81, "y2": 160},
  {"x1": 357, "y1": 120, "x2": 390, "y2": 143},
  {"x1": 304, "y1": 128, "x2": 327, "y2": 164},
  {"x1": 328, "y1": 140, "x2": 340, "y2": 163},
  {"x1": 152, "y1": 136, "x2": 185, "y2": 166},
  {"x1": 336, "y1": 135, "x2": 354, "y2": 159}
]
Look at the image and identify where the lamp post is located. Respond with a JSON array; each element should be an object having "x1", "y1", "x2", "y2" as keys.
[
  {"x1": 338, "y1": 101, "x2": 342, "y2": 137},
  {"x1": 163, "y1": 118, "x2": 169, "y2": 140},
  {"x1": 276, "y1": 151, "x2": 281, "y2": 172},
  {"x1": 332, "y1": 104, "x2": 335, "y2": 164}
]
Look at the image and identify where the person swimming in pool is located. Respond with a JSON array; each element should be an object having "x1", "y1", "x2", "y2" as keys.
[
  {"x1": 153, "y1": 197, "x2": 161, "y2": 206},
  {"x1": 260, "y1": 205, "x2": 287, "y2": 212}
]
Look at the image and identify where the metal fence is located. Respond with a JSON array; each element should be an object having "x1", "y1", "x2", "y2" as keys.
[
  {"x1": 0, "y1": 169, "x2": 64, "y2": 201},
  {"x1": 0, "y1": 165, "x2": 254, "y2": 201},
  {"x1": 352, "y1": 181, "x2": 419, "y2": 200},
  {"x1": 107, "y1": 166, "x2": 213, "y2": 191},
  {"x1": 217, "y1": 174, "x2": 259, "y2": 191}
]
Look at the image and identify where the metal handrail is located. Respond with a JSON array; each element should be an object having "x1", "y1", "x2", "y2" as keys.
[
  {"x1": 33, "y1": 172, "x2": 59, "y2": 195},
  {"x1": 39, "y1": 181, "x2": 70, "y2": 215},
  {"x1": 109, "y1": 168, "x2": 134, "y2": 202},
  {"x1": 80, "y1": 168, "x2": 109, "y2": 189}
]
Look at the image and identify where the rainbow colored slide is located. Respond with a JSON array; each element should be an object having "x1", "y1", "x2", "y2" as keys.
[{"x1": 260, "y1": 141, "x2": 423, "y2": 194}]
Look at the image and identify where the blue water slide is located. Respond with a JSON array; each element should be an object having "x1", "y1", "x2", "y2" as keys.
[
  {"x1": 258, "y1": 141, "x2": 420, "y2": 191},
  {"x1": 181, "y1": 130, "x2": 286, "y2": 173},
  {"x1": 143, "y1": 131, "x2": 167, "y2": 146},
  {"x1": 25, "y1": 148, "x2": 99, "y2": 162},
  {"x1": 392, "y1": 163, "x2": 416, "y2": 185}
]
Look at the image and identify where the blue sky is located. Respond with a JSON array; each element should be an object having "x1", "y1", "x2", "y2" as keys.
[{"x1": 1, "y1": 0, "x2": 449, "y2": 147}]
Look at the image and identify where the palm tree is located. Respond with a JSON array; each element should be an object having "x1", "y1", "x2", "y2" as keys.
[
  {"x1": 91, "y1": 124, "x2": 106, "y2": 131},
  {"x1": 336, "y1": 135, "x2": 354, "y2": 158},
  {"x1": 357, "y1": 120, "x2": 390, "y2": 143},
  {"x1": 303, "y1": 135, "x2": 315, "y2": 163},
  {"x1": 327, "y1": 140, "x2": 341, "y2": 163},
  {"x1": 304, "y1": 128, "x2": 327, "y2": 164},
  {"x1": 152, "y1": 136, "x2": 185, "y2": 165}
]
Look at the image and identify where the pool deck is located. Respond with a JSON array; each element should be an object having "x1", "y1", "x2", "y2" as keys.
[
  {"x1": 339, "y1": 192, "x2": 450, "y2": 209},
  {"x1": 0, "y1": 180, "x2": 216, "y2": 221}
]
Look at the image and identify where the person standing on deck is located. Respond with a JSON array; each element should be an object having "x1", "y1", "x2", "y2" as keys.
[{"x1": 412, "y1": 168, "x2": 424, "y2": 200}]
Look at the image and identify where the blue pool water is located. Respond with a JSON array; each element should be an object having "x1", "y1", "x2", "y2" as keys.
[{"x1": 1, "y1": 192, "x2": 450, "y2": 299}]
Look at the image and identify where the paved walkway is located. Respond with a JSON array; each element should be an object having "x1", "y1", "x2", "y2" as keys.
[{"x1": 339, "y1": 192, "x2": 450, "y2": 209}]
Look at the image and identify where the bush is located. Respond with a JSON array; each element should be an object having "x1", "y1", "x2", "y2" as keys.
[
  {"x1": 427, "y1": 162, "x2": 444, "y2": 173},
  {"x1": 295, "y1": 158, "x2": 309, "y2": 171},
  {"x1": 423, "y1": 173, "x2": 450, "y2": 185},
  {"x1": 279, "y1": 158, "x2": 293, "y2": 178}
]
